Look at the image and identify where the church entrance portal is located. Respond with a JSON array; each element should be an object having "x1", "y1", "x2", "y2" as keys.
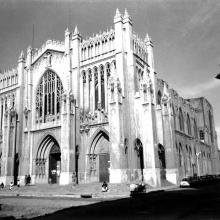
[
  {"x1": 35, "y1": 135, "x2": 61, "y2": 184},
  {"x1": 89, "y1": 131, "x2": 110, "y2": 182},
  {"x1": 49, "y1": 145, "x2": 61, "y2": 184}
]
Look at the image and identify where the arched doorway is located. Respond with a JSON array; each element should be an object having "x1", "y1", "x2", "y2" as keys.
[
  {"x1": 49, "y1": 144, "x2": 61, "y2": 184},
  {"x1": 158, "y1": 144, "x2": 166, "y2": 179},
  {"x1": 35, "y1": 135, "x2": 61, "y2": 184},
  {"x1": 134, "y1": 138, "x2": 144, "y2": 181},
  {"x1": 88, "y1": 130, "x2": 110, "y2": 182}
]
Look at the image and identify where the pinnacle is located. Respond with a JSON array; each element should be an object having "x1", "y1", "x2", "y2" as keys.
[
  {"x1": 144, "y1": 33, "x2": 151, "y2": 42},
  {"x1": 115, "y1": 8, "x2": 121, "y2": 18},
  {"x1": 73, "y1": 25, "x2": 79, "y2": 35},
  {"x1": 65, "y1": 27, "x2": 69, "y2": 34},
  {"x1": 124, "y1": 8, "x2": 130, "y2": 18},
  {"x1": 19, "y1": 50, "x2": 24, "y2": 59}
]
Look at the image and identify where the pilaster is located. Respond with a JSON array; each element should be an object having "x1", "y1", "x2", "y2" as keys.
[
  {"x1": 108, "y1": 77, "x2": 125, "y2": 183},
  {"x1": 60, "y1": 91, "x2": 76, "y2": 184},
  {"x1": 71, "y1": 26, "x2": 82, "y2": 106},
  {"x1": 114, "y1": 8, "x2": 125, "y2": 96},
  {"x1": 16, "y1": 51, "x2": 25, "y2": 178},
  {"x1": 161, "y1": 84, "x2": 177, "y2": 184},
  {"x1": 140, "y1": 77, "x2": 160, "y2": 187}
]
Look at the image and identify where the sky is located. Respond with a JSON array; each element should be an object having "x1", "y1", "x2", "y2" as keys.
[{"x1": 0, "y1": 0, "x2": 220, "y2": 143}]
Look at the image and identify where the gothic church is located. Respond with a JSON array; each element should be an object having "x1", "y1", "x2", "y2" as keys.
[{"x1": 0, "y1": 9, "x2": 219, "y2": 187}]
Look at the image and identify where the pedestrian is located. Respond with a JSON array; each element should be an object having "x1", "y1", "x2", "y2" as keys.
[
  {"x1": 27, "y1": 174, "x2": 31, "y2": 186},
  {"x1": 0, "y1": 182, "x2": 4, "y2": 190},
  {"x1": 9, "y1": 182, "x2": 13, "y2": 190},
  {"x1": 25, "y1": 175, "x2": 28, "y2": 186},
  {"x1": 17, "y1": 179, "x2": 20, "y2": 187},
  {"x1": 101, "y1": 181, "x2": 108, "y2": 192},
  {"x1": 72, "y1": 172, "x2": 77, "y2": 187}
]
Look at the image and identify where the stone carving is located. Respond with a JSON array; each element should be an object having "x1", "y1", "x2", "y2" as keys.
[
  {"x1": 116, "y1": 78, "x2": 122, "y2": 93},
  {"x1": 9, "y1": 107, "x2": 16, "y2": 118},
  {"x1": 23, "y1": 107, "x2": 30, "y2": 119},
  {"x1": 44, "y1": 52, "x2": 52, "y2": 67}
]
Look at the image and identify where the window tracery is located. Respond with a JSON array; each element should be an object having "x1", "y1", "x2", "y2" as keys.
[{"x1": 36, "y1": 70, "x2": 63, "y2": 123}]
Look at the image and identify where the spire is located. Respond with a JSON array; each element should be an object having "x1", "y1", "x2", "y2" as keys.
[
  {"x1": 123, "y1": 8, "x2": 132, "y2": 25},
  {"x1": 144, "y1": 33, "x2": 151, "y2": 43},
  {"x1": 19, "y1": 50, "x2": 25, "y2": 60},
  {"x1": 124, "y1": 8, "x2": 129, "y2": 18},
  {"x1": 27, "y1": 45, "x2": 32, "y2": 51},
  {"x1": 115, "y1": 8, "x2": 121, "y2": 18},
  {"x1": 73, "y1": 25, "x2": 79, "y2": 35},
  {"x1": 65, "y1": 27, "x2": 70, "y2": 35}
]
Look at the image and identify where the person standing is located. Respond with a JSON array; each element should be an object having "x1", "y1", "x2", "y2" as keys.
[
  {"x1": 25, "y1": 175, "x2": 28, "y2": 186},
  {"x1": 17, "y1": 179, "x2": 20, "y2": 187},
  {"x1": 0, "y1": 182, "x2": 4, "y2": 190},
  {"x1": 101, "y1": 181, "x2": 108, "y2": 192},
  {"x1": 27, "y1": 175, "x2": 31, "y2": 186},
  {"x1": 9, "y1": 182, "x2": 13, "y2": 190}
]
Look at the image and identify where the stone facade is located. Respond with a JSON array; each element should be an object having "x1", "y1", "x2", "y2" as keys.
[{"x1": 0, "y1": 9, "x2": 219, "y2": 187}]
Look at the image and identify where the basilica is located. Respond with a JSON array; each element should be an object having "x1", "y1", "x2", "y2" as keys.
[{"x1": 0, "y1": 9, "x2": 219, "y2": 187}]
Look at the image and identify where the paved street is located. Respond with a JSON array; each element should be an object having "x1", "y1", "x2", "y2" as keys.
[{"x1": 1, "y1": 183, "x2": 220, "y2": 219}]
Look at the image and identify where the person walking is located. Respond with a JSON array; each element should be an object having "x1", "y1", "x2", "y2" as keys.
[
  {"x1": 17, "y1": 179, "x2": 20, "y2": 187},
  {"x1": 101, "y1": 181, "x2": 108, "y2": 192},
  {"x1": 27, "y1": 175, "x2": 31, "y2": 186},
  {"x1": 25, "y1": 175, "x2": 28, "y2": 186},
  {"x1": 0, "y1": 182, "x2": 4, "y2": 190},
  {"x1": 9, "y1": 182, "x2": 13, "y2": 190}
]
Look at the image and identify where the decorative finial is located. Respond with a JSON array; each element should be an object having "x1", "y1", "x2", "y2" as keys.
[
  {"x1": 65, "y1": 27, "x2": 69, "y2": 34},
  {"x1": 144, "y1": 33, "x2": 151, "y2": 43},
  {"x1": 124, "y1": 8, "x2": 129, "y2": 18},
  {"x1": 73, "y1": 25, "x2": 79, "y2": 35},
  {"x1": 19, "y1": 50, "x2": 24, "y2": 59},
  {"x1": 115, "y1": 8, "x2": 121, "y2": 18}
]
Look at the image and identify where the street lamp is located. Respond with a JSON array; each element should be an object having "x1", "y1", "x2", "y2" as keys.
[{"x1": 196, "y1": 152, "x2": 201, "y2": 176}]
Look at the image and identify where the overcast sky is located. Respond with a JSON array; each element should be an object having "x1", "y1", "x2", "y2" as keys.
[{"x1": 0, "y1": 0, "x2": 220, "y2": 143}]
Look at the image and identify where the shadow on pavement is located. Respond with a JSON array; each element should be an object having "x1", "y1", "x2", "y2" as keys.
[{"x1": 2, "y1": 185, "x2": 220, "y2": 220}]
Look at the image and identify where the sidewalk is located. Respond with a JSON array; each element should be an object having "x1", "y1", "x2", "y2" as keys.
[{"x1": 0, "y1": 182, "x2": 178, "y2": 199}]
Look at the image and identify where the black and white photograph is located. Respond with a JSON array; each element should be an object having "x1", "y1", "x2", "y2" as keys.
[{"x1": 0, "y1": 0, "x2": 220, "y2": 219}]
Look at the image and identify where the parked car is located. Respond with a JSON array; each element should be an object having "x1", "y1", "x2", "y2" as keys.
[
  {"x1": 180, "y1": 177, "x2": 191, "y2": 188},
  {"x1": 130, "y1": 183, "x2": 146, "y2": 196}
]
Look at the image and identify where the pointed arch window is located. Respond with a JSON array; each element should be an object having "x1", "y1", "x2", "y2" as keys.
[
  {"x1": 179, "y1": 108, "x2": 184, "y2": 132},
  {"x1": 209, "y1": 111, "x2": 214, "y2": 143},
  {"x1": 88, "y1": 69, "x2": 92, "y2": 110},
  {"x1": 157, "y1": 91, "x2": 162, "y2": 106},
  {"x1": 94, "y1": 67, "x2": 98, "y2": 110},
  {"x1": 187, "y1": 114, "x2": 191, "y2": 135},
  {"x1": 100, "y1": 65, "x2": 105, "y2": 110},
  {"x1": 36, "y1": 70, "x2": 64, "y2": 123},
  {"x1": 193, "y1": 119, "x2": 197, "y2": 138}
]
